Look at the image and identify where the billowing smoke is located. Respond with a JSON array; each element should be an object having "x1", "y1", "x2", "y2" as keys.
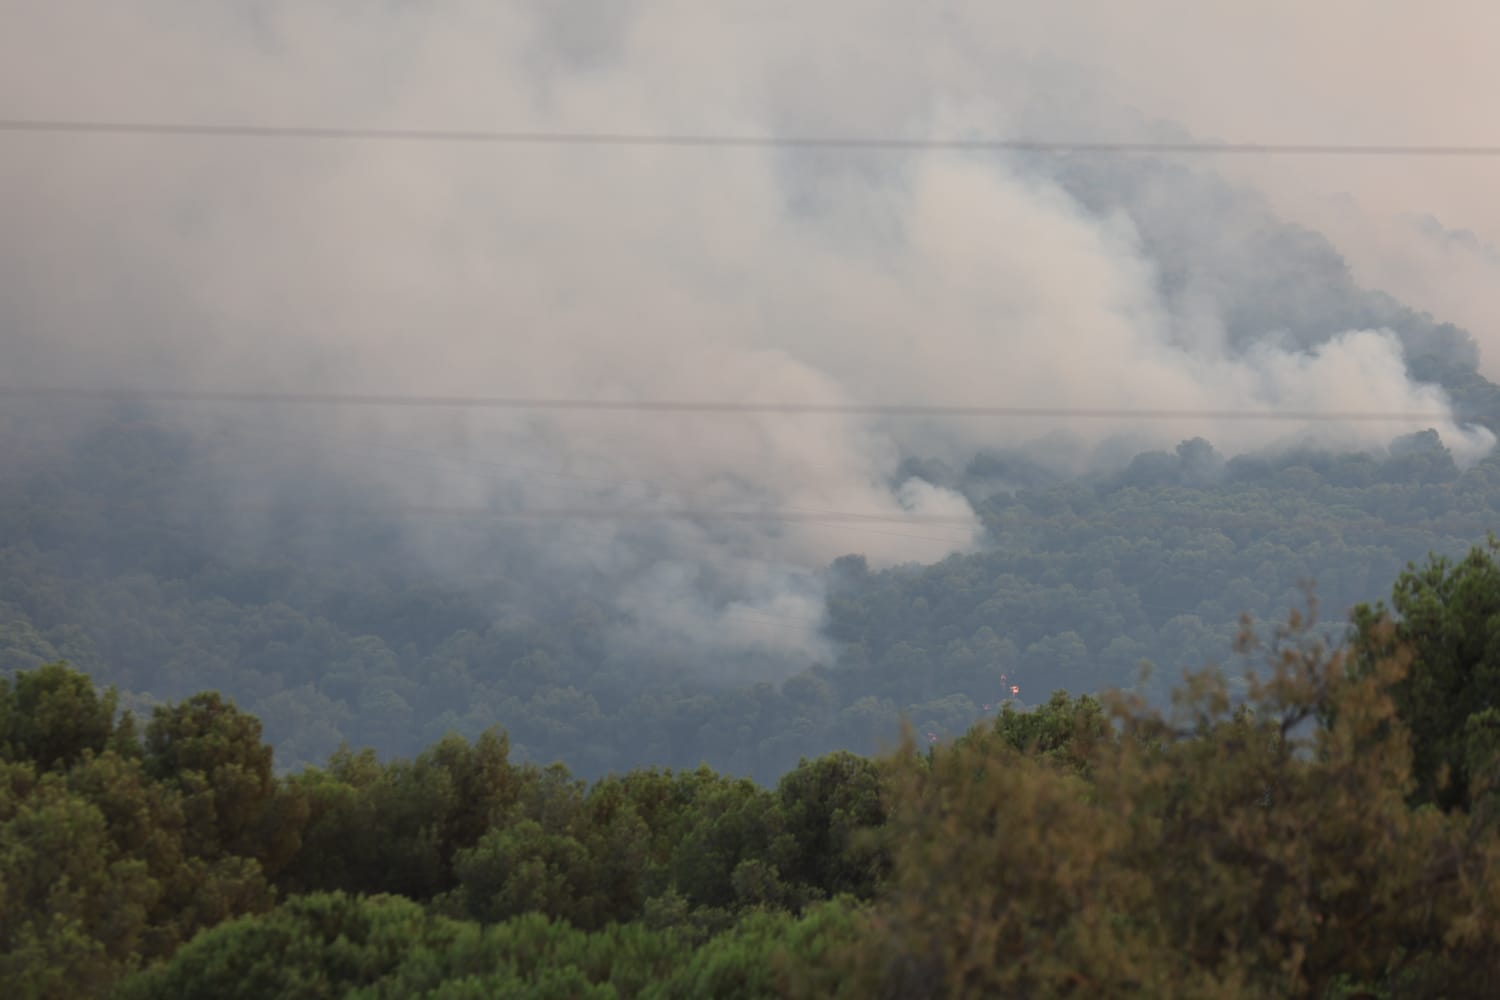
[
  {"x1": 1, "y1": 2, "x2": 1493, "y2": 677},
  {"x1": 1286, "y1": 197, "x2": 1500, "y2": 379}
]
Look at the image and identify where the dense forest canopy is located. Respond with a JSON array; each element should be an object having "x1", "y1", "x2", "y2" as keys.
[
  {"x1": 8, "y1": 548, "x2": 1500, "y2": 996},
  {"x1": 4, "y1": 397, "x2": 1500, "y2": 783}
]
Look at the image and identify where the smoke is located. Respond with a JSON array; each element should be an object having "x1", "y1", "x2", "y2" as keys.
[
  {"x1": 1285, "y1": 196, "x2": 1500, "y2": 378},
  {"x1": 1, "y1": 1, "x2": 1494, "y2": 677}
]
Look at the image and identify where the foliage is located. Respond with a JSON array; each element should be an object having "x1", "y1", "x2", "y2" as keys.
[
  {"x1": 8, "y1": 412, "x2": 1500, "y2": 783},
  {"x1": 1352, "y1": 538, "x2": 1500, "y2": 810},
  {"x1": 828, "y1": 618, "x2": 1500, "y2": 998},
  {"x1": 0, "y1": 668, "x2": 289, "y2": 998},
  {"x1": 6, "y1": 609, "x2": 1500, "y2": 998},
  {"x1": 114, "y1": 888, "x2": 866, "y2": 1000},
  {"x1": 0, "y1": 661, "x2": 123, "y2": 770}
]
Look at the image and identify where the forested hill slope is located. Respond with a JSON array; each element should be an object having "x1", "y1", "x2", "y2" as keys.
[
  {"x1": 4, "y1": 405, "x2": 1500, "y2": 784},
  {"x1": 10, "y1": 571, "x2": 1500, "y2": 999}
]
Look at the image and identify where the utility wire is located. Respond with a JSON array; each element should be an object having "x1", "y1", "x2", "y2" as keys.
[
  {"x1": 0, "y1": 385, "x2": 1459, "y2": 423},
  {"x1": 3, "y1": 118, "x2": 1500, "y2": 157},
  {"x1": 120, "y1": 495, "x2": 1499, "y2": 537},
  {"x1": 172, "y1": 500, "x2": 978, "y2": 527}
]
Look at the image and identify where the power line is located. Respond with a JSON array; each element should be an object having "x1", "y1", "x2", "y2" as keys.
[
  {"x1": 22, "y1": 480, "x2": 1497, "y2": 536},
  {"x1": 189, "y1": 501, "x2": 979, "y2": 527},
  {"x1": 0, "y1": 385, "x2": 1459, "y2": 423},
  {"x1": 14, "y1": 482, "x2": 976, "y2": 542},
  {"x1": 243, "y1": 488, "x2": 976, "y2": 546},
  {"x1": 2, "y1": 118, "x2": 1500, "y2": 157},
  {"x1": 107, "y1": 493, "x2": 1500, "y2": 540}
]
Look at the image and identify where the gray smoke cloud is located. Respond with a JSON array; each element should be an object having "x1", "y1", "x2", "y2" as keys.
[
  {"x1": 1, "y1": 1, "x2": 1493, "y2": 676},
  {"x1": 1290, "y1": 196, "x2": 1500, "y2": 377}
]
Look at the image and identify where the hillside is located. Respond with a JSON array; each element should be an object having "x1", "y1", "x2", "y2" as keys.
[{"x1": 5, "y1": 401, "x2": 1500, "y2": 782}]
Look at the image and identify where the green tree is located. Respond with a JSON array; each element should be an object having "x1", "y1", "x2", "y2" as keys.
[
  {"x1": 282, "y1": 730, "x2": 519, "y2": 901},
  {"x1": 450, "y1": 820, "x2": 592, "y2": 925},
  {"x1": 113, "y1": 892, "x2": 464, "y2": 1000},
  {"x1": 770, "y1": 752, "x2": 887, "y2": 900},
  {"x1": 117, "y1": 891, "x2": 695, "y2": 999},
  {"x1": 0, "y1": 662, "x2": 121, "y2": 771},
  {"x1": 0, "y1": 762, "x2": 158, "y2": 999},
  {"x1": 144, "y1": 692, "x2": 307, "y2": 877},
  {"x1": 1352, "y1": 538, "x2": 1500, "y2": 809},
  {"x1": 823, "y1": 617, "x2": 1500, "y2": 998}
]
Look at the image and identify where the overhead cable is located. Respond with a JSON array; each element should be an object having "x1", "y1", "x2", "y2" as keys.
[
  {"x1": 3, "y1": 118, "x2": 1499, "y2": 158},
  {"x1": 0, "y1": 385, "x2": 1458, "y2": 424}
]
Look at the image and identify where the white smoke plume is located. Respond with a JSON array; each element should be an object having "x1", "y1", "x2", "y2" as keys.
[{"x1": 1, "y1": 2, "x2": 1493, "y2": 675}]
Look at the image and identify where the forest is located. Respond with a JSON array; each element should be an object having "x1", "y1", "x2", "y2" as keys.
[
  {"x1": 5, "y1": 402, "x2": 1500, "y2": 785},
  {"x1": 7, "y1": 542, "x2": 1500, "y2": 997}
]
